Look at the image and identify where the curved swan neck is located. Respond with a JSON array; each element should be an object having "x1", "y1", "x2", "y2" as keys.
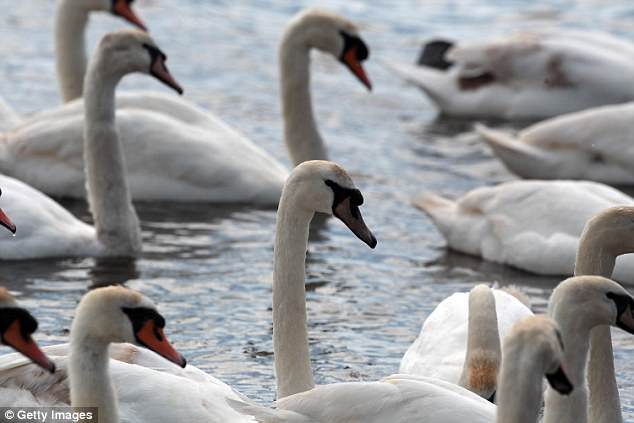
[
  {"x1": 55, "y1": 0, "x2": 89, "y2": 102},
  {"x1": 496, "y1": 343, "x2": 543, "y2": 423},
  {"x1": 279, "y1": 32, "x2": 328, "y2": 167},
  {"x1": 69, "y1": 335, "x2": 118, "y2": 423},
  {"x1": 83, "y1": 52, "x2": 141, "y2": 256},
  {"x1": 543, "y1": 305, "x2": 591, "y2": 423},
  {"x1": 272, "y1": 186, "x2": 316, "y2": 399},
  {"x1": 458, "y1": 287, "x2": 500, "y2": 396},
  {"x1": 575, "y1": 230, "x2": 622, "y2": 423}
]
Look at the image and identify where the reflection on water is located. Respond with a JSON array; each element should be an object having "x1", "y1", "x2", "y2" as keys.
[{"x1": 1, "y1": 0, "x2": 634, "y2": 418}]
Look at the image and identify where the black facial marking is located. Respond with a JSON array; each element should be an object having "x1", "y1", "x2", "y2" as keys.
[
  {"x1": 487, "y1": 391, "x2": 496, "y2": 404},
  {"x1": 143, "y1": 44, "x2": 167, "y2": 68},
  {"x1": 111, "y1": 0, "x2": 134, "y2": 11},
  {"x1": 339, "y1": 31, "x2": 369, "y2": 62},
  {"x1": 546, "y1": 366, "x2": 574, "y2": 396},
  {"x1": 122, "y1": 307, "x2": 166, "y2": 341},
  {"x1": 417, "y1": 39, "x2": 454, "y2": 70},
  {"x1": 606, "y1": 292, "x2": 634, "y2": 333},
  {"x1": 325, "y1": 180, "x2": 363, "y2": 217},
  {"x1": 0, "y1": 308, "x2": 38, "y2": 344}
]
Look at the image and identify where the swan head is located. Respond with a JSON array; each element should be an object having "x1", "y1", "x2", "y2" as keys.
[
  {"x1": 505, "y1": 316, "x2": 573, "y2": 395},
  {"x1": 72, "y1": 0, "x2": 147, "y2": 31},
  {"x1": 0, "y1": 189, "x2": 16, "y2": 234},
  {"x1": 95, "y1": 30, "x2": 183, "y2": 94},
  {"x1": 580, "y1": 206, "x2": 634, "y2": 256},
  {"x1": 284, "y1": 160, "x2": 377, "y2": 248},
  {"x1": 71, "y1": 285, "x2": 186, "y2": 367},
  {"x1": 549, "y1": 275, "x2": 634, "y2": 336},
  {"x1": 0, "y1": 288, "x2": 56, "y2": 373},
  {"x1": 284, "y1": 8, "x2": 372, "y2": 90}
]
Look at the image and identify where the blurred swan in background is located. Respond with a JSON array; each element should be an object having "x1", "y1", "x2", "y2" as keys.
[
  {"x1": 386, "y1": 30, "x2": 634, "y2": 120},
  {"x1": 0, "y1": 30, "x2": 182, "y2": 259},
  {"x1": 475, "y1": 103, "x2": 634, "y2": 184},
  {"x1": 415, "y1": 180, "x2": 634, "y2": 283},
  {"x1": 2, "y1": 8, "x2": 372, "y2": 204}
]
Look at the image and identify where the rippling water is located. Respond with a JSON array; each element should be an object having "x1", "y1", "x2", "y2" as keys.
[{"x1": 1, "y1": 0, "x2": 634, "y2": 418}]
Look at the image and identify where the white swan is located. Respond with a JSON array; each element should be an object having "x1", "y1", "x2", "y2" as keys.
[
  {"x1": 0, "y1": 285, "x2": 186, "y2": 419},
  {"x1": 0, "y1": 287, "x2": 56, "y2": 373},
  {"x1": 475, "y1": 103, "x2": 634, "y2": 184},
  {"x1": 400, "y1": 284, "x2": 532, "y2": 399},
  {"x1": 543, "y1": 275, "x2": 634, "y2": 423},
  {"x1": 573, "y1": 206, "x2": 634, "y2": 423},
  {"x1": 0, "y1": 29, "x2": 183, "y2": 259},
  {"x1": 234, "y1": 315, "x2": 571, "y2": 423},
  {"x1": 2, "y1": 8, "x2": 372, "y2": 203},
  {"x1": 414, "y1": 179, "x2": 634, "y2": 283},
  {"x1": 0, "y1": 160, "x2": 378, "y2": 422},
  {"x1": 385, "y1": 30, "x2": 634, "y2": 120}
]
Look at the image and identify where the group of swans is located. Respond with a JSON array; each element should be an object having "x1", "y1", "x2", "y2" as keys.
[{"x1": 1, "y1": 4, "x2": 371, "y2": 203}]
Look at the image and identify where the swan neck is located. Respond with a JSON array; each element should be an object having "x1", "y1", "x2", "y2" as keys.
[
  {"x1": 55, "y1": 0, "x2": 89, "y2": 102},
  {"x1": 279, "y1": 36, "x2": 327, "y2": 166},
  {"x1": 83, "y1": 55, "x2": 141, "y2": 256},
  {"x1": 574, "y1": 231, "x2": 621, "y2": 423},
  {"x1": 273, "y1": 186, "x2": 315, "y2": 399},
  {"x1": 496, "y1": 345, "x2": 543, "y2": 423},
  {"x1": 458, "y1": 288, "x2": 500, "y2": 396},
  {"x1": 543, "y1": 305, "x2": 591, "y2": 423},
  {"x1": 69, "y1": 336, "x2": 118, "y2": 423}
]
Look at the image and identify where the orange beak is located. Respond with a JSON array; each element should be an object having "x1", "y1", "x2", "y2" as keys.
[
  {"x1": 342, "y1": 47, "x2": 372, "y2": 91},
  {"x1": 0, "y1": 208, "x2": 15, "y2": 234},
  {"x1": 151, "y1": 56, "x2": 184, "y2": 95},
  {"x1": 3, "y1": 320, "x2": 55, "y2": 373},
  {"x1": 112, "y1": 0, "x2": 148, "y2": 31},
  {"x1": 136, "y1": 320, "x2": 186, "y2": 368}
]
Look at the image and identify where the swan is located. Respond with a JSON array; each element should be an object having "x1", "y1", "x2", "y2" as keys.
[
  {"x1": 0, "y1": 160, "x2": 378, "y2": 422},
  {"x1": 400, "y1": 284, "x2": 532, "y2": 400},
  {"x1": 2, "y1": 8, "x2": 372, "y2": 203},
  {"x1": 543, "y1": 275, "x2": 634, "y2": 423},
  {"x1": 474, "y1": 103, "x2": 634, "y2": 184},
  {"x1": 233, "y1": 315, "x2": 571, "y2": 423},
  {"x1": 0, "y1": 287, "x2": 56, "y2": 373},
  {"x1": 414, "y1": 179, "x2": 634, "y2": 283},
  {"x1": 0, "y1": 29, "x2": 182, "y2": 260},
  {"x1": 0, "y1": 285, "x2": 186, "y2": 420},
  {"x1": 384, "y1": 30, "x2": 634, "y2": 120}
]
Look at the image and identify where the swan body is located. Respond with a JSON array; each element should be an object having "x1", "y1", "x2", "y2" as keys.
[
  {"x1": 386, "y1": 30, "x2": 634, "y2": 120},
  {"x1": 233, "y1": 316, "x2": 571, "y2": 423},
  {"x1": 475, "y1": 103, "x2": 634, "y2": 184},
  {"x1": 415, "y1": 180, "x2": 634, "y2": 283},
  {"x1": 1, "y1": 8, "x2": 371, "y2": 203},
  {"x1": 400, "y1": 286, "x2": 532, "y2": 398}
]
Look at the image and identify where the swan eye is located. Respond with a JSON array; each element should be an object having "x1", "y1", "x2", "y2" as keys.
[
  {"x1": 339, "y1": 31, "x2": 369, "y2": 62},
  {"x1": 122, "y1": 306, "x2": 166, "y2": 334},
  {"x1": 324, "y1": 180, "x2": 364, "y2": 208}
]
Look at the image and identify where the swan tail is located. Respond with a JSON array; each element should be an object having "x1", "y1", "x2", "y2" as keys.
[
  {"x1": 475, "y1": 123, "x2": 551, "y2": 178},
  {"x1": 380, "y1": 59, "x2": 449, "y2": 106},
  {"x1": 227, "y1": 399, "x2": 312, "y2": 423}
]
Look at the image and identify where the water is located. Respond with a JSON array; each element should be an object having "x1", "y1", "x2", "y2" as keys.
[{"x1": 1, "y1": 0, "x2": 634, "y2": 418}]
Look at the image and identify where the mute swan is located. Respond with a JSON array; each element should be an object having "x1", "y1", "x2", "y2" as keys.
[
  {"x1": 0, "y1": 160, "x2": 378, "y2": 422},
  {"x1": 0, "y1": 30, "x2": 182, "y2": 260},
  {"x1": 475, "y1": 103, "x2": 634, "y2": 184},
  {"x1": 543, "y1": 275, "x2": 634, "y2": 423},
  {"x1": 573, "y1": 207, "x2": 634, "y2": 423},
  {"x1": 400, "y1": 284, "x2": 532, "y2": 400},
  {"x1": 0, "y1": 288, "x2": 55, "y2": 373},
  {"x1": 233, "y1": 315, "x2": 571, "y2": 423},
  {"x1": 0, "y1": 285, "x2": 186, "y2": 421},
  {"x1": 415, "y1": 179, "x2": 634, "y2": 283},
  {"x1": 3, "y1": 8, "x2": 372, "y2": 203},
  {"x1": 385, "y1": 30, "x2": 634, "y2": 120}
]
